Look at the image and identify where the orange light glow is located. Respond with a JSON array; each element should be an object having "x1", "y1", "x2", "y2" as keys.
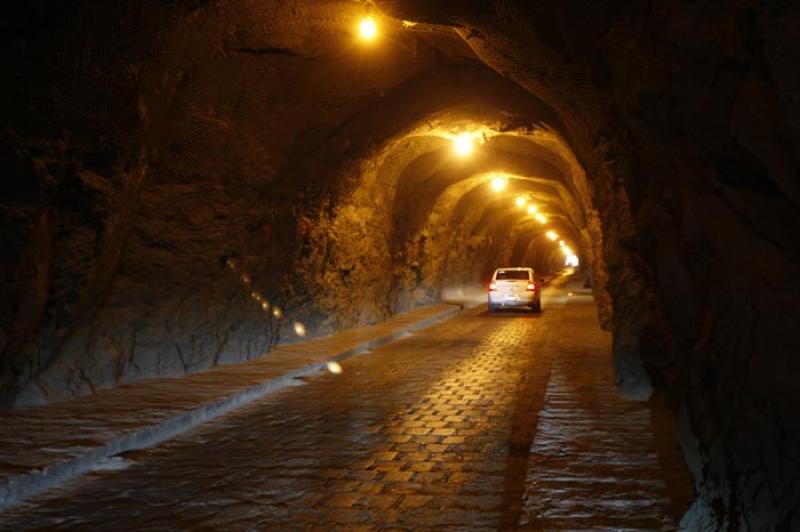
[
  {"x1": 358, "y1": 17, "x2": 378, "y2": 41},
  {"x1": 527, "y1": 205, "x2": 538, "y2": 215},
  {"x1": 515, "y1": 196, "x2": 527, "y2": 207},
  {"x1": 546, "y1": 230, "x2": 558, "y2": 241},
  {"x1": 453, "y1": 134, "x2": 474, "y2": 156},
  {"x1": 491, "y1": 176, "x2": 507, "y2": 192},
  {"x1": 565, "y1": 253, "x2": 579, "y2": 267}
]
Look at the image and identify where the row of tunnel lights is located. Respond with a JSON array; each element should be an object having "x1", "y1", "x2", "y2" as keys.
[
  {"x1": 214, "y1": 16, "x2": 572, "y2": 376},
  {"x1": 211, "y1": 17, "x2": 385, "y2": 374},
  {"x1": 230, "y1": 18, "x2": 574, "y2": 351},
  {"x1": 506, "y1": 186, "x2": 580, "y2": 267},
  {"x1": 355, "y1": 16, "x2": 579, "y2": 267},
  {"x1": 214, "y1": 17, "x2": 406, "y2": 372},
  {"x1": 453, "y1": 136, "x2": 581, "y2": 268},
  {"x1": 226, "y1": 259, "x2": 345, "y2": 374}
]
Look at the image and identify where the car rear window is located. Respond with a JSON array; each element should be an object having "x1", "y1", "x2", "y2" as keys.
[{"x1": 495, "y1": 270, "x2": 530, "y2": 280}]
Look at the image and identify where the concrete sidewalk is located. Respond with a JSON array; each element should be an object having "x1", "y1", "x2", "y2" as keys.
[
  {"x1": 518, "y1": 287, "x2": 693, "y2": 529},
  {"x1": 0, "y1": 303, "x2": 464, "y2": 510}
]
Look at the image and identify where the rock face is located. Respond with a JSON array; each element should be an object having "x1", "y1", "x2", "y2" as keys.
[
  {"x1": 376, "y1": 0, "x2": 800, "y2": 528},
  {"x1": 1, "y1": 0, "x2": 798, "y2": 527},
  {"x1": 0, "y1": 1, "x2": 591, "y2": 403}
]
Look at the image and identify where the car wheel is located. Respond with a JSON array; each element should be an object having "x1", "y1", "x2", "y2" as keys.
[
  {"x1": 488, "y1": 304, "x2": 498, "y2": 313},
  {"x1": 532, "y1": 300, "x2": 542, "y2": 313}
]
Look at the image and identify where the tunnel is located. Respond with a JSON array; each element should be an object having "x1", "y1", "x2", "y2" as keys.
[{"x1": 1, "y1": 0, "x2": 798, "y2": 529}]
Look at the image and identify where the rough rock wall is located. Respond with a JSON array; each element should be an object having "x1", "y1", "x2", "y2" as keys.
[
  {"x1": 376, "y1": 0, "x2": 800, "y2": 527},
  {"x1": 0, "y1": 0, "x2": 451, "y2": 404},
  {"x1": 2, "y1": 1, "x2": 588, "y2": 406},
  {"x1": 8, "y1": 0, "x2": 797, "y2": 526}
]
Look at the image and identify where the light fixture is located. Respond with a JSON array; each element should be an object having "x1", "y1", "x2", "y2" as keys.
[
  {"x1": 535, "y1": 214, "x2": 547, "y2": 224},
  {"x1": 491, "y1": 176, "x2": 507, "y2": 192},
  {"x1": 515, "y1": 196, "x2": 527, "y2": 207},
  {"x1": 559, "y1": 240, "x2": 566, "y2": 247},
  {"x1": 453, "y1": 134, "x2": 474, "y2": 156},
  {"x1": 546, "y1": 230, "x2": 558, "y2": 241},
  {"x1": 358, "y1": 16, "x2": 378, "y2": 41},
  {"x1": 527, "y1": 205, "x2": 538, "y2": 215}
]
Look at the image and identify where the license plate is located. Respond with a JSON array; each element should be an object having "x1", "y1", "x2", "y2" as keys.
[{"x1": 505, "y1": 295, "x2": 516, "y2": 301}]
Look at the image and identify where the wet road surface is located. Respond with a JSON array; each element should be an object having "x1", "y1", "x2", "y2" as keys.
[{"x1": 0, "y1": 282, "x2": 690, "y2": 530}]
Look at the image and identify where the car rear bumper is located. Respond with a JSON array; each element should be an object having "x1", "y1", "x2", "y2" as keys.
[{"x1": 488, "y1": 294, "x2": 537, "y2": 307}]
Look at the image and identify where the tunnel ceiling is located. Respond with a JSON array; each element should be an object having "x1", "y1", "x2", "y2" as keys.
[
  {"x1": 0, "y1": 0, "x2": 590, "y2": 403},
  {"x1": 2, "y1": 0, "x2": 799, "y2": 528}
]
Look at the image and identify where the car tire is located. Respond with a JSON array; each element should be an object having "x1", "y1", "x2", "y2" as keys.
[
  {"x1": 488, "y1": 304, "x2": 498, "y2": 313},
  {"x1": 532, "y1": 300, "x2": 542, "y2": 313}
]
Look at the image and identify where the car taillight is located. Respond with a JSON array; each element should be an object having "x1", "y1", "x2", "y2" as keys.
[
  {"x1": 527, "y1": 282, "x2": 535, "y2": 291},
  {"x1": 489, "y1": 282, "x2": 497, "y2": 291}
]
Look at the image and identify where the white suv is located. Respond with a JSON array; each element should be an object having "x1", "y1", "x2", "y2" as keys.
[{"x1": 488, "y1": 267, "x2": 542, "y2": 313}]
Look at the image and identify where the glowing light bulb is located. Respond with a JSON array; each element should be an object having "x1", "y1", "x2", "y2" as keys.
[
  {"x1": 272, "y1": 307, "x2": 283, "y2": 319},
  {"x1": 535, "y1": 214, "x2": 547, "y2": 224},
  {"x1": 327, "y1": 361, "x2": 343, "y2": 374},
  {"x1": 546, "y1": 231, "x2": 558, "y2": 241},
  {"x1": 453, "y1": 134, "x2": 474, "y2": 156},
  {"x1": 559, "y1": 240, "x2": 566, "y2": 247},
  {"x1": 294, "y1": 322, "x2": 306, "y2": 337},
  {"x1": 515, "y1": 196, "x2": 527, "y2": 207},
  {"x1": 565, "y1": 254, "x2": 580, "y2": 267},
  {"x1": 491, "y1": 176, "x2": 507, "y2": 192},
  {"x1": 358, "y1": 17, "x2": 378, "y2": 41},
  {"x1": 527, "y1": 205, "x2": 538, "y2": 215}
]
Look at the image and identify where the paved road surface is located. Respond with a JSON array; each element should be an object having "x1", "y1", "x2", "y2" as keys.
[{"x1": 0, "y1": 280, "x2": 690, "y2": 530}]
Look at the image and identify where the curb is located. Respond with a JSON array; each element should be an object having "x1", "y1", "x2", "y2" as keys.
[{"x1": 0, "y1": 304, "x2": 463, "y2": 511}]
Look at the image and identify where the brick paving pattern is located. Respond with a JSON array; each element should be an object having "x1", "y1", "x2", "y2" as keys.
[
  {"x1": 518, "y1": 290, "x2": 693, "y2": 530},
  {"x1": 0, "y1": 303, "x2": 458, "y2": 504},
  {"x1": 0, "y1": 283, "x2": 692, "y2": 530}
]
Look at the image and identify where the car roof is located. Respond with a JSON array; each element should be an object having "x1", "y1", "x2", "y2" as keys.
[{"x1": 494, "y1": 267, "x2": 533, "y2": 271}]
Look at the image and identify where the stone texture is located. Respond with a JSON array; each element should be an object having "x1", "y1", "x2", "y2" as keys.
[
  {"x1": 519, "y1": 290, "x2": 691, "y2": 529},
  {"x1": 0, "y1": 302, "x2": 460, "y2": 509},
  {"x1": 0, "y1": 280, "x2": 690, "y2": 529},
  {"x1": 375, "y1": 1, "x2": 800, "y2": 526},
  {"x1": 1, "y1": 0, "x2": 798, "y2": 526},
  {"x1": 1, "y1": 1, "x2": 592, "y2": 407}
]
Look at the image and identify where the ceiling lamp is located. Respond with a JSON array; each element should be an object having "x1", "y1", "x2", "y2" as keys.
[
  {"x1": 453, "y1": 134, "x2": 475, "y2": 156},
  {"x1": 358, "y1": 17, "x2": 378, "y2": 41},
  {"x1": 491, "y1": 176, "x2": 507, "y2": 192}
]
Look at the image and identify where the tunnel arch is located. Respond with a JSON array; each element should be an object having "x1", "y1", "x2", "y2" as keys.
[
  {"x1": 3, "y1": 2, "x2": 798, "y2": 527},
  {"x1": 292, "y1": 105, "x2": 599, "y2": 318}
]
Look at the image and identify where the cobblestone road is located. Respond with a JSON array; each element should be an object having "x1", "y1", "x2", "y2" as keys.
[{"x1": 0, "y1": 284, "x2": 690, "y2": 530}]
